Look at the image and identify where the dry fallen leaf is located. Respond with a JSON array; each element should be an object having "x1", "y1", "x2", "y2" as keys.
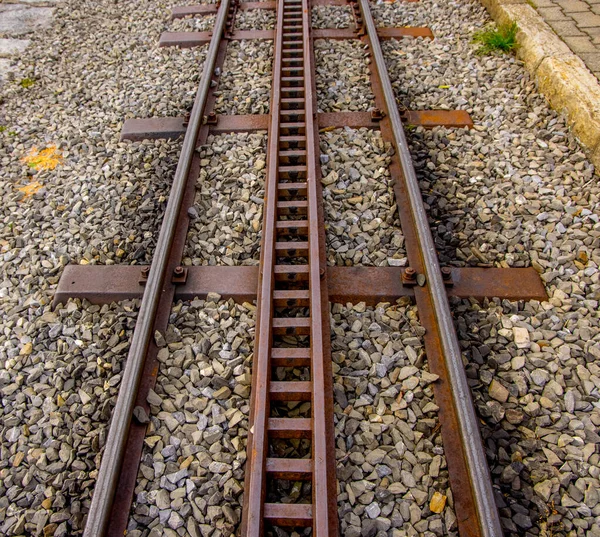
[
  {"x1": 21, "y1": 144, "x2": 63, "y2": 171},
  {"x1": 430, "y1": 491, "x2": 447, "y2": 513},
  {"x1": 16, "y1": 181, "x2": 43, "y2": 199}
]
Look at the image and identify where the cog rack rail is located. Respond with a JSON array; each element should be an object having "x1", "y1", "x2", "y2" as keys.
[{"x1": 54, "y1": 0, "x2": 548, "y2": 536}]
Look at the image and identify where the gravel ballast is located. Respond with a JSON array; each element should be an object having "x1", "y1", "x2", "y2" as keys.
[
  {"x1": 0, "y1": 299, "x2": 138, "y2": 536},
  {"x1": 213, "y1": 39, "x2": 273, "y2": 116},
  {"x1": 312, "y1": 6, "x2": 353, "y2": 29},
  {"x1": 170, "y1": 15, "x2": 216, "y2": 32},
  {"x1": 126, "y1": 297, "x2": 254, "y2": 537},
  {"x1": 315, "y1": 38, "x2": 375, "y2": 113},
  {"x1": 0, "y1": 0, "x2": 211, "y2": 269},
  {"x1": 1, "y1": 0, "x2": 600, "y2": 534},
  {"x1": 0, "y1": 0, "x2": 222, "y2": 534},
  {"x1": 332, "y1": 301, "x2": 456, "y2": 537},
  {"x1": 380, "y1": 0, "x2": 600, "y2": 534},
  {"x1": 184, "y1": 131, "x2": 266, "y2": 266},
  {"x1": 235, "y1": 9, "x2": 276, "y2": 31},
  {"x1": 321, "y1": 127, "x2": 406, "y2": 267}
]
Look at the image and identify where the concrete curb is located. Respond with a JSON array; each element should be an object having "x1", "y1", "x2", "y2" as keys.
[{"x1": 479, "y1": 0, "x2": 600, "y2": 170}]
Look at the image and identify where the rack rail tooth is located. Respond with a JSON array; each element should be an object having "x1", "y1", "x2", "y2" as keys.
[{"x1": 241, "y1": 0, "x2": 337, "y2": 534}]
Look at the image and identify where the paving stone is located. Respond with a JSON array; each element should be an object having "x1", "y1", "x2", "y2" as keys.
[
  {"x1": 556, "y1": 0, "x2": 591, "y2": 11},
  {"x1": 537, "y1": 6, "x2": 567, "y2": 19},
  {"x1": 0, "y1": 5, "x2": 55, "y2": 35},
  {"x1": 0, "y1": 38, "x2": 30, "y2": 57},
  {"x1": 563, "y1": 35, "x2": 598, "y2": 51},
  {"x1": 571, "y1": 10, "x2": 600, "y2": 25},
  {"x1": 548, "y1": 19, "x2": 586, "y2": 35}
]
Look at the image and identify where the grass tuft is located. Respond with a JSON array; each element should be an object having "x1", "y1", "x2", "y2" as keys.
[
  {"x1": 19, "y1": 78, "x2": 35, "y2": 88},
  {"x1": 472, "y1": 22, "x2": 518, "y2": 54}
]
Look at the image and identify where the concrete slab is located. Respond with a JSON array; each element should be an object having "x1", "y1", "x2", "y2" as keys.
[
  {"x1": 0, "y1": 5, "x2": 55, "y2": 36},
  {"x1": 0, "y1": 58, "x2": 14, "y2": 82},
  {"x1": 0, "y1": 38, "x2": 31, "y2": 57}
]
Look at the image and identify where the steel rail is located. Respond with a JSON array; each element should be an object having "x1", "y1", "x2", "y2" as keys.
[
  {"x1": 242, "y1": 0, "x2": 284, "y2": 532},
  {"x1": 241, "y1": 0, "x2": 338, "y2": 532},
  {"x1": 355, "y1": 0, "x2": 503, "y2": 535},
  {"x1": 302, "y1": 0, "x2": 335, "y2": 532},
  {"x1": 82, "y1": 2, "x2": 232, "y2": 535}
]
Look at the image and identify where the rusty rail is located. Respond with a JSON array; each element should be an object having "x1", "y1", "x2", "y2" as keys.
[
  {"x1": 241, "y1": 0, "x2": 338, "y2": 533},
  {"x1": 352, "y1": 0, "x2": 504, "y2": 535},
  {"x1": 81, "y1": 1, "x2": 233, "y2": 535},
  {"x1": 66, "y1": 0, "x2": 525, "y2": 533}
]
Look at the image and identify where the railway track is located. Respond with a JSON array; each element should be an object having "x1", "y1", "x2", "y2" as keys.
[{"x1": 51, "y1": 0, "x2": 548, "y2": 535}]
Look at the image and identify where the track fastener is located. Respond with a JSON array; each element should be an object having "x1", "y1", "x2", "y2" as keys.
[
  {"x1": 139, "y1": 266, "x2": 150, "y2": 285},
  {"x1": 172, "y1": 266, "x2": 188, "y2": 284},
  {"x1": 205, "y1": 111, "x2": 218, "y2": 125},
  {"x1": 402, "y1": 266, "x2": 417, "y2": 286},
  {"x1": 441, "y1": 266, "x2": 454, "y2": 286},
  {"x1": 371, "y1": 109, "x2": 386, "y2": 122}
]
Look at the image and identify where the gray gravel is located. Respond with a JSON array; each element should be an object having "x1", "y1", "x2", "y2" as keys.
[
  {"x1": 0, "y1": 0, "x2": 237, "y2": 534},
  {"x1": 370, "y1": 0, "x2": 429, "y2": 28},
  {"x1": 315, "y1": 38, "x2": 375, "y2": 113},
  {"x1": 0, "y1": 298, "x2": 138, "y2": 536},
  {"x1": 0, "y1": 0, "x2": 210, "y2": 269},
  {"x1": 184, "y1": 131, "x2": 266, "y2": 266},
  {"x1": 126, "y1": 297, "x2": 254, "y2": 537},
  {"x1": 321, "y1": 127, "x2": 406, "y2": 267},
  {"x1": 235, "y1": 8, "x2": 276, "y2": 31},
  {"x1": 380, "y1": 0, "x2": 600, "y2": 534},
  {"x1": 213, "y1": 39, "x2": 273, "y2": 115},
  {"x1": 1, "y1": 0, "x2": 599, "y2": 534},
  {"x1": 332, "y1": 301, "x2": 457, "y2": 537},
  {"x1": 311, "y1": 6, "x2": 353, "y2": 29},
  {"x1": 170, "y1": 15, "x2": 216, "y2": 32}
]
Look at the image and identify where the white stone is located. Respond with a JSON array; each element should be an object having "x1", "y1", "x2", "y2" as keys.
[
  {"x1": 513, "y1": 327, "x2": 530, "y2": 348},
  {"x1": 0, "y1": 38, "x2": 30, "y2": 58}
]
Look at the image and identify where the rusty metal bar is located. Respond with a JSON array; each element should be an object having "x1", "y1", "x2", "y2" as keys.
[
  {"x1": 355, "y1": 0, "x2": 503, "y2": 535},
  {"x1": 172, "y1": 4, "x2": 219, "y2": 16},
  {"x1": 160, "y1": 26, "x2": 432, "y2": 48},
  {"x1": 120, "y1": 114, "x2": 269, "y2": 141},
  {"x1": 81, "y1": 2, "x2": 232, "y2": 536},
  {"x1": 402, "y1": 109, "x2": 473, "y2": 128},
  {"x1": 327, "y1": 266, "x2": 546, "y2": 303},
  {"x1": 304, "y1": 0, "x2": 338, "y2": 530},
  {"x1": 240, "y1": 0, "x2": 284, "y2": 532},
  {"x1": 53, "y1": 265, "x2": 547, "y2": 306},
  {"x1": 120, "y1": 110, "x2": 472, "y2": 141}
]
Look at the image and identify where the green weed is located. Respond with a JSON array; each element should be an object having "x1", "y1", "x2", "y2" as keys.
[
  {"x1": 473, "y1": 22, "x2": 518, "y2": 54},
  {"x1": 19, "y1": 78, "x2": 35, "y2": 88}
]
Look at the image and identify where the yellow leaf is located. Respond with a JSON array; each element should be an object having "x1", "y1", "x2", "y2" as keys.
[
  {"x1": 438, "y1": 85, "x2": 450, "y2": 89},
  {"x1": 430, "y1": 491, "x2": 447, "y2": 513},
  {"x1": 17, "y1": 181, "x2": 43, "y2": 199},
  {"x1": 21, "y1": 144, "x2": 63, "y2": 171}
]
